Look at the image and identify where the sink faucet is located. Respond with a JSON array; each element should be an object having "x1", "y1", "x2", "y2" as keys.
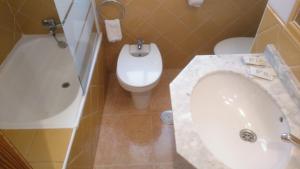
[
  {"x1": 137, "y1": 39, "x2": 144, "y2": 50},
  {"x1": 281, "y1": 133, "x2": 300, "y2": 147}
]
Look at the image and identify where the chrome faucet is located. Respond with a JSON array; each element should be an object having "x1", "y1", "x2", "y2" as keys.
[
  {"x1": 41, "y1": 18, "x2": 60, "y2": 34},
  {"x1": 137, "y1": 39, "x2": 144, "y2": 50},
  {"x1": 281, "y1": 133, "x2": 300, "y2": 147},
  {"x1": 41, "y1": 18, "x2": 67, "y2": 48}
]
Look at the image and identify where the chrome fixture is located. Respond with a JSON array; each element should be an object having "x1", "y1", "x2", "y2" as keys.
[
  {"x1": 99, "y1": 0, "x2": 125, "y2": 20},
  {"x1": 137, "y1": 39, "x2": 144, "y2": 50},
  {"x1": 240, "y1": 129, "x2": 257, "y2": 143},
  {"x1": 281, "y1": 133, "x2": 300, "y2": 147},
  {"x1": 41, "y1": 18, "x2": 67, "y2": 48}
]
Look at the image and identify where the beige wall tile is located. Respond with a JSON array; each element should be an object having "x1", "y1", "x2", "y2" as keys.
[
  {"x1": 30, "y1": 162, "x2": 63, "y2": 169},
  {"x1": 257, "y1": 5, "x2": 279, "y2": 34},
  {"x1": 291, "y1": 66, "x2": 300, "y2": 81},
  {"x1": 2, "y1": 129, "x2": 72, "y2": 169},
  {"x1": 11, "y1": 0, "x2": 61, "y2": 34},
  {"x1": 26, "y1": 129, "x2": 72, "y2": 162},
  {"x1": 0, "y1": 0, "x2": 22, "y2": 65},
  {"x1": 277, "y1": 29, "x2": 300, "y2": 66},
  {"x1": 252, "y1": 5, "x2": 300, "y2": 81},
  {"x1": 0, "y1": 1, "x2": 15, "y2": 30},
  {"x1": 3, "y1": 130, "x2": 37, "y2": 157},
  {"x1": 252, "y1": 24, "x2": 281, "y2": 53},
  {"x1": 0, "y1": 0, "x2": 57, "y2": 65},
  {"x1": 99, "y1": 0, "x2": 268, "y2": 72}
]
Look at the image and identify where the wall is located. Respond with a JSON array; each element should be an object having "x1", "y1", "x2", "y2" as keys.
[
  {"x1": 7, "y1": 0, "x2": 60, "y2": 34},
  {"x1": 2, "y1": 129, "x2": 72, "y2": 169},
  {"x1": 267, "y1": 0, "x2": 296, "y2": 23},
  {"x1": 251, "y1": 2, "x2": 300, "y2": 81},
  {"x1": 0, "y1": 0, "x2": 61, "y2": 64},
  {"x1": 97, "y1": 0, "x2": 268, "y2": 72},
  {"x1": 67, "y1": 42, "x2": 107, "y2": 169},
  {"x1": 0, "y1": 0, "x2": 22, "y2": 64}
]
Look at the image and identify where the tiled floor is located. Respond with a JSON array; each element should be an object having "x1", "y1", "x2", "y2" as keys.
[{"x1": 93, "y1": 69, "x2": 196, "y2": 169}]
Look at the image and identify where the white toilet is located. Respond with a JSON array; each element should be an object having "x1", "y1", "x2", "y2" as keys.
[
  {"x1": 117, "y1": 43, "x2": 163, "y2": 109},
  {"x1": 214, "y1": 37, "x2": 254, "y2": 55}
]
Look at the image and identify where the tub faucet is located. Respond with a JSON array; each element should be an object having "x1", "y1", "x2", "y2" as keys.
[
  {"x1": 281, "y1": 133, "x2": 300, "y2": 147},
  {"x1": 137, "y1": 39, "x2": 144, "y2": 50},
  {"x1": 41, "y1": 18, "x2": 60, "y2": 34},
  {"x1": 41, "y1": 18, "x2": 67, "y2": 48}
]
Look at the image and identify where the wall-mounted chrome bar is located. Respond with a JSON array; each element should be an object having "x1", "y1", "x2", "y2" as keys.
[{"x1": 99, "y1": 0, "x2": 125, "y2": 20}]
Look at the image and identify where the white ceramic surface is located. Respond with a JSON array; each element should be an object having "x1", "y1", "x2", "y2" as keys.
[
  {"x1": 191, "y1": 71, "x2": 292, "y2": 169},
  {"x1": 170, "y1": 51, "x2": 300, "y2": 169},
  {"x1": 117, "y1": 43, "x2": 163, "y2": 109},
  {"x1": 0, "y1": 35, "x2": 82, "y2": 129},
  {"x1": 117, "y1": 43, "x2": 163, "y2": 92},
  {"x1": 214, "y1": 37, "x2": 254, "y2": 54}
]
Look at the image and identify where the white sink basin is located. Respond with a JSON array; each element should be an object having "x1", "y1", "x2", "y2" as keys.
[{"x1": 191, "y1": 71, "x2": 292, "y2": 169}]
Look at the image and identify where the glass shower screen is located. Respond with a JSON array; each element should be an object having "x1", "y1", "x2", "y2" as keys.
[{"x1": 54, "y1": 0, "x2": 100, "y2": 94}]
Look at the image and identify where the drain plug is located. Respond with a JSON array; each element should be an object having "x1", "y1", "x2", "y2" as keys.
[
  {"x1": 240, "y1": 129, "x2": 257, "y2": 143},
  {"x1": 62, "y1": 82, "x2": 70, "y2": 88}
]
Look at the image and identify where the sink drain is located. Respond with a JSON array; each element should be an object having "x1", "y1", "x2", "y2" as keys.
[{"x1": 240, "y1": 129, "x2": 257, "y2": 143}]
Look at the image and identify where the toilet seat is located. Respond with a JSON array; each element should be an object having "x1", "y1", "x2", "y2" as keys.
[
  {"x1": 117, "y1": 43, "x2": 163, "y2": 92},
  {"x1": 214, "y1": 37, "x2": 254, "y2": 55}
]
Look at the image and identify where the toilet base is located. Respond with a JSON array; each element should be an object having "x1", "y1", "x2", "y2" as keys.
[{"x1": 131, "y1": 91, "x2": 152, "y2": 110}]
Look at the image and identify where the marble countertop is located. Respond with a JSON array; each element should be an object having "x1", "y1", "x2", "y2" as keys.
[{"x1": 170, "y1": 46, "x2": 300, "y2": 169}]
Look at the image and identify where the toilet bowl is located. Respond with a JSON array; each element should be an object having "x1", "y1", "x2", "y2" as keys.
[
  {"x1": 117, "y1": 43, "x2": 163, "y2": 109},
  {"x1": 214, "y1": 37, "x2": 254, "y2": 55}
]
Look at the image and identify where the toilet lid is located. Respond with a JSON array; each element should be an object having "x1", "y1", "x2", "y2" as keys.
[
  {"x1": 214, "y1": 37, "x2": 254, "y2": 55},
  {"x1": 117, "y1": 43, "x2": 163, "y2": 87}
]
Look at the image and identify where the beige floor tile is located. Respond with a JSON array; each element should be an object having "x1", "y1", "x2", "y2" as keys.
[
  {"x1": 150, "y1": 69, "x2": 181, "y2": 112},
  {"x1": 153, "y1": 163, "x2": 174, "y2": 169},
  {"x1": 94, "y1": 114, "x2": 154, "y2": 166},
  {"x1": 94, "y1": 164, "x2": 153, "y2": 169},
  {"x1": 152, "y1": 112, "x2": 177, "y2": 163},
  {"x1": 103, "y1": 74, "x2": 149, "y2": 115},
  {"x1": 94, "y1": 69, "x2": 183, "y2": 169}
]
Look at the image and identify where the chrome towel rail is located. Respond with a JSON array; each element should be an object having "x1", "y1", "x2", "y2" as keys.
[{"x1": 99, "y1": 0, "x2": 125, "y2": 20}]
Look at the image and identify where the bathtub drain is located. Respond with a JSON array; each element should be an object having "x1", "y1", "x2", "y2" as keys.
[{"x1": 62, "y1": 82, "x2": 70, "y2": 88}]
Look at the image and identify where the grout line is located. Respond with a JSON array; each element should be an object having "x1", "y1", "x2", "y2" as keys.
[{"x1": 24, "y1": 130, "x2": 38, "y2": 157}]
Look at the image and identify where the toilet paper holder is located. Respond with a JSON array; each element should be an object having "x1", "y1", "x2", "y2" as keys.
[{"x1": 99, "y1": 0, "x2": 125, "y2": 20}]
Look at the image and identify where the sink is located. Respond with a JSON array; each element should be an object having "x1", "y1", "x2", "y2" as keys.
[{"x1": 190, "y1": 71, "x2": 292, "y2": 169}]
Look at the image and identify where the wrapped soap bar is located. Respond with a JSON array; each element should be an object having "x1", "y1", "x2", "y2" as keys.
[
  {"x1": 243, "y1": 56, "x2": 266, "y2": 66},
  {"x1": 248, "y1": 67, "x2": 276, "y2": 81}
]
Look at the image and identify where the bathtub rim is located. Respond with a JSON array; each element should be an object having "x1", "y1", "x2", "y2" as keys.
[{"x1": 0, "y1": 34, "x2": 86, "y2": 129}]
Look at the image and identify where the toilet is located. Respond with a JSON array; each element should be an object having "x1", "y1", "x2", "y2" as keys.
[
  {"x1": 214, "y1": 37, "x2": 254, "y2": 55},
  {"x1": 117, "y1": 43, "x2": 163, "y2": 109}
]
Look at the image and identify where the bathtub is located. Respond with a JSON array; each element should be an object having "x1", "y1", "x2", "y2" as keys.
[{"x1": 0, "y1": 35, "x2": 83, "y2": 129}]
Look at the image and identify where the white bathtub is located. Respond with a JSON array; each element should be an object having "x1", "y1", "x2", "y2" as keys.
[{"x1": 0, "y1": 35, "x2": 83, "y2": 129}]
